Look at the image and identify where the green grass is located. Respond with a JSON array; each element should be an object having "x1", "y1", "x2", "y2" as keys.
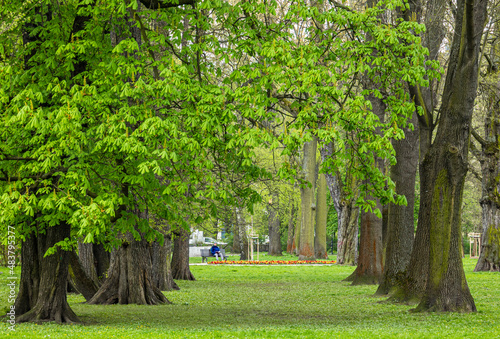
[{"x1": 1, "y1": 257, "x2": 500, "y2": 338}]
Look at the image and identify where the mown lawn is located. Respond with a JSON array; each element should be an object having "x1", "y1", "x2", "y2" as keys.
[{"x1": 1, "y1": 255, "x2": 499, "y2": 338}]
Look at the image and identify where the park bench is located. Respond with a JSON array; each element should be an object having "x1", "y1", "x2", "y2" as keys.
[{"x1": 200, "y1": 248, "x2": 227, "y2": 263}]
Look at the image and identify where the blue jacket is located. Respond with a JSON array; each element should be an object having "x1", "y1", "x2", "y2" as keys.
[{"x1": 210, "y1": 245, "x2": 220, "y2": 254}]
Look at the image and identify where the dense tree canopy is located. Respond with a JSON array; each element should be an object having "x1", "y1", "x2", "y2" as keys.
[{"x1": 0, "y1": 0, "x2": 441, "y2": 323}]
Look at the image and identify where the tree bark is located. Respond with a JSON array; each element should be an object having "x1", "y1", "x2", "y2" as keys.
[
  {"x1": 474, "y1": 82, "x2": 500, "y2": 272},
  {"x1": 388, "y1": 0, "x2": 447, "y2": 304},
  {"x1": 292, "y1": 205, "x2": 301, "y2": 255},
  {"x1": 149, "y1": 219, "x2": 179, "y2": 290},
  {"x1": 299, "y1": 136, "x2": 317, "y2": 260},
  {"x1": 345, "y1": 195, "x2": 383, "y2": 285},
  {"x1": 87, "y1": 230, "x2": 170, "y2": 305},
  {"x1": 14, "y1": 229, "x2": 40, "y2": 317},
  {"x1": 151, "y1": 237, "x2": 179, "y2": 290},
  {"x1": 68, "y1": 250, "x2": 99, "y2": 301},
  {"x1": 287, "y1": 202, "x2": 297, "y2": 254},
  {"x1": 268, "y1": 191, "x2": 283, "y2": 256},
  {"x1": 320, "y1": 142, "x2": 359, "y2": 265},
  {"x1": 233, "y1": 211, "x2": 241, "y2": 255},
  {"x1": 315, "y1": 173, "x2": 328, "y2": 259},
  {"x1": 16, "y1": 221, "x2": 80, "y2": 323},
  {"x1": 171, "y1": 227, "x2": 195, "y2": 281},
  {"x1": 346, "y1": 90, "x2": 386, "y2": 285},
  {"x1": 376, "y1": 115, "x2": 418, "y2": 295},
  {"x1": 411, "y1": 0, "x2": 487, "y2": 312},
  {"x1": 236, "y1": 208, "x2": 249, "y2": 260}
]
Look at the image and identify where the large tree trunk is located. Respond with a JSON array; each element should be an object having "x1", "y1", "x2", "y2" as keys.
[
  {"x1": 475, "y1": 198, "x2": 500, "y2": 271},
  {"x1": 346, "y1": 88, "x2": 386, "y2": 285},
  {"x1": 16, "y1": 221, "x2": 80, "y2": 323},
  {"x1": 150, "y1": 220, "x2": 179, "y2": 290},
  {"x1": 315, "y1": 173, "x2": 328, "y2": 259},
  {"x1": 151, "y1": 238, "x2": 179, "y2": 290},
  {"x1": 387, "y1": 0, "x2": 446, "y2": 304},
  {"x1": 336, "y1": 200, "x2": 359, "y2": 265},
  {"x1": 345, "y1": 197, "x2": 383, "y2": 285},
  {"x1": 87, "y1": 229, "x2": 169, "y2": 305},
  {"x1": 171, "y1": 227, "x2": 195, "y2": 281},
  {"x1": 411, "y1": 0, "x2": 487, "y2": 312},
  {"x1": 320, "y1": 143, "x2": 359, "y2": 265},
  {"x1": 14, "y1": 228, "x2": 40, "y2": 317},
  {"x1": 376, "y1": 116, "x2": 418, "y2": 295},
  {"x1": 268, "y1": 191, "x2": 283, "y2": 256},
  {"x1": 299, "y1": 136, "x2": 317, "y2": 260},
  {"x1": 78, "y1": 243, "x2": 101, "y2": 285},
  {"x1": 474, "y1": 85, "x2": 500, "y2": 272}
]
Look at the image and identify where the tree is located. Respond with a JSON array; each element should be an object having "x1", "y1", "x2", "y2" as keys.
[
  {"x1": 315, "y1": 172, "x2": 328, "y2": 259},
  {"x1": 376, "y1": 114, "x2": 419, "y2": 295},
  {"x1": 321, "y1": 143, "x2": 359, "y2": 265},
  {"x1": 171, "y1": 227, "x2": 195, "y2": 281},
  {"x1": 388, "y1": 0, "x2": 448, "y2": 304},
  {"x1": 299, "y1": 137, "x2": 318, "y2": 260},
  {"x1": 0, "y1": 0, "x2": 437, "y2": 322},
  {"x1": 410, "y1": 0, "x2": 487, "y2": 311},
  {"x1": 0, "y1": 0, "x2": 268, "y2": 320},
  {"x1": 268, "y1": 190, "x2": 283, "y2": 256}
]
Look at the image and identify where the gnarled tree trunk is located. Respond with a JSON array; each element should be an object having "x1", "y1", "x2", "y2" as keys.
[
  {"x1": 411, "y1": 0, "x2": 487, "y2": 312},
  {"x1": 345, "y1": 196, "x2": 383, "y2": 285},
  {"x1": 87, "y1": 229, "x2": 169, "y2": 305},
  {"x1": 16, "y1": 221, "x2": 80, "y2": 323}
]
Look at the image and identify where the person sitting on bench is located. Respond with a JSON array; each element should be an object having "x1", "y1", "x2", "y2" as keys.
[{"x1": 210, "y1": 243, "x2": 224, "y2": 261}]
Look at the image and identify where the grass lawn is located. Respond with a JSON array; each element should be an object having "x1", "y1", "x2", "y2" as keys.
[{"x1": 1, "y1": 255, "x2": 499, "y2": 338}]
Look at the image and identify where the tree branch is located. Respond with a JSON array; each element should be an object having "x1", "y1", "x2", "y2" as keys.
[
  {"x1": 0, "y1": 156, "x2": 37, "y2": 161},
  {"x1": 139, "y1": 0, "x2": 195, "y2": 10},
  {"x1": 471, "y1": 128, "x2": 487, "y2": 147}
]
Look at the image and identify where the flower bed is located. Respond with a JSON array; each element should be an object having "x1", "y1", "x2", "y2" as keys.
[{"x1": 207, "y1": 260, "x2": 336, "y2": 265}]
